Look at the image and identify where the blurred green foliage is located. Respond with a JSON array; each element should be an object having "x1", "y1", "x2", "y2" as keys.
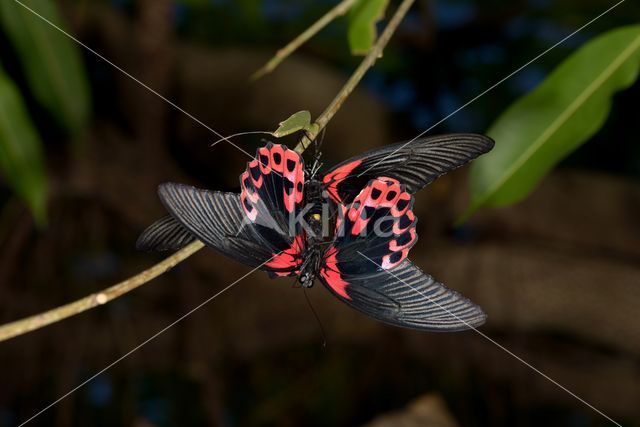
[
  {"x1": 464, "y1": 24, "x2": 640, "y2": 220},
  {"x1": 0, "y1": 66, "x2": 47, "y2": 224},
  {"x1": 0, "y1": 0, "x2": 91, "y2": 223},
  {"x1": 348, "y1": 0, "x2": 389, "y2": 55},
  {"x1": 0, "y1": 0, "x2": 91, "y2": 134}
]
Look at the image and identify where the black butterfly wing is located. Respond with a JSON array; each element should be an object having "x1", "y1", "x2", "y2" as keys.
[
  {"x1": 136, "y1": 215, "x2": 195, "y2": 252},
  {"x1": 238, "y1": 143, "x2": 307, "y2": 274},
  {"x1": 145, "y1": 143, "x2": 308, "y2": 274},
  {"x1": 319, "y1": 259, "x2": 486, "y2": 331},
  {"x1": 318, "y1": 178, "x2": 485, "y2": 331},
  {"x1": 157, "y1": 183, "x2": 278, "y2": 268},
  {"x1": 322, "y1": 134, "x2": 494, "y2": 203}
]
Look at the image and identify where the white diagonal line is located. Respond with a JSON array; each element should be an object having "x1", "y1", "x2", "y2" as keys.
[
  {"x1": 356, "y1": 251, "x2": 622, "y2": 427},
  {"x1": 357, "y1": 0, "x2": 626, "y2": 178},
  {"x1": 17, "y1": 254, "x2": 277, "y2": 426},
  {"x1": 12, "y1": 0, "x2": 254, "y2": 160}
]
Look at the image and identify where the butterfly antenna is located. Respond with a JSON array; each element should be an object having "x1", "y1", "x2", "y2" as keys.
[
  {"x1": 317, "y1": 127, "x2": 327, "y2": 151},
  {"x1": 210, "y1": 130, "x2": 273, "y2": 148},
  {"x1": 303, "y1": 287, "x2": 327, "y2": 349}
]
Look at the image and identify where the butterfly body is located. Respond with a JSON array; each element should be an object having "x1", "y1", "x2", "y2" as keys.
[{"x1": 138, "y1": 134, "x2": 495, "y2": 331}]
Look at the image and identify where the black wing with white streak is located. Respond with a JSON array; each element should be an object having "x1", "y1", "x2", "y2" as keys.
[
  {"x1": 322, "y1": 134, "x2": 494, "y2": 203},
  {"x1": 319, "y1": 259, "x2": 486, "y2": 332}
]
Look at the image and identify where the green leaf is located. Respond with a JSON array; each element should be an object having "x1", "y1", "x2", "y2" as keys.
[
  {"x1": 462, "y1": 25, "x2": 640, "y2": 221},
  {"x1": 0, "y1": 66, "x2": 48, "y2": 224},
  {"x1": 0, "y1": 0, "x2": 91, "y2": 135},
  {"x1": 273, "y1": 110, "x2": 312, "y2": 137},
  {"x1": 348, "y1": 0, "x2": 389, "y2": 55}
]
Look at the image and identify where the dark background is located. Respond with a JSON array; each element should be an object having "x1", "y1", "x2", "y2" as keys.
[{"x1": 1, "y1": 0, "x2": 639, "y2": 426}]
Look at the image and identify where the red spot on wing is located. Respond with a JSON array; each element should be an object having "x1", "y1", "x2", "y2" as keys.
[
  {"x1": 265, "y1": 234, "x2": 305, "y2": 271},
  {"x1": 389, "y1": 228, "x2": 417, "y2": 251},
  {"x1": 381, "y1": 249, "x2": 408, "y2": 269},
  {"x1": 282, "y1": 148, "x2": 304, "y2": 213},
  {"x1": 239, "y1": 143, "x2": 305, "y2": 222},
  {"x1": 269, "y1": 144, "x2": 285, "y2": 173},
  {"x1": 345, "y1": 177, "x2": 406, "y2": 236},
  {"x1": 335, "y1": 177, "x2": 417, "y2": 270},
  {"x1": 240, "y1": 192, "x2": 258, "y2": 221},
  {"x1": 322, "y1": 159, "x2": 362, "y2": 202},
  {"x1": 320, "y1": 249, "x2": 351, "y2": 300}
]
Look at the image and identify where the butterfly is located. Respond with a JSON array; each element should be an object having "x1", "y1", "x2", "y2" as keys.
[{"x1": 138, "y1": 134, "x2": 494, "y2": 331}]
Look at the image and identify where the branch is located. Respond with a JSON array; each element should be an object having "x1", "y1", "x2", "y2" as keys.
[
  {"x1": 295, "y1": 0, "x2": 416, "y2": 153},
  {"x1": 251, "y1": 0, "x2": 358, "y2": 81},
  {"x1": 0, "y1": 240, "x2": 204, "y2": 343}
]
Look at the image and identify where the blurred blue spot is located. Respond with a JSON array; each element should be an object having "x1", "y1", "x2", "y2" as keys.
[
  {"x1": 535, "y1": 20, "x2": 591, "y2": 48},
  {"x1": 459, "y1": 44, "x2": 506, "y2": 67},
  {"x1": 461, "y1": 77, "x2": 483, "y2": 95},
  {"x1": 411, "y1": 104, "x2": 435, "y2": 130},
  {"x1": 505, "y1": 17, "x2": 530, "y2": 39},
  {"x1": 436, "y1": 90, "x2": 460, "y2": 117},
  {"x1": 386, "y1": 79, "x2": 416, "y2": 112},
  {"x1": 509, "y1": 18, "x2": 590, "y2": 48},
  {"x1": 262, "y1": 0, "x2": 303, "y2": 22},
  {"x1": 401, "y1": 10, "x2": 424, "y2": 35},
  {"x1": 535, "y1": 20, "x2": 571, "y2": 44},
  {"x1": 509, "y1": 66, "x2": 546, "y2": 94},
  {"x1": 139, "y1": 397, "x2": 169, "y2": 426},
  {"x1": 451, "y1": 224, "x2": 475, "y2": 243},
  {"x1": 435, "y1": 90, "x2": 478, "y2": 131},
  {"x1": 0, "y1": 407, "x2": 16, "y2": 427},
  {"x1": 528, "y1": 0, "x2": 551, "y2": 10},
  {"x1": 87, "y1": 376, "x2": 112, "y2": 408},
  {"x1": 109, "y1": 0, "x2": 130, "y2": 9},
  {"x1": 172, "y1": 3, "x2": 187, "y2": 27},
  {"x1": 363, "y1": 71, "x2": 387, "y2": 98},
  {"x1": 477, "y1": 44, "x2": 505, "y2": 64},
  {"x1": 434, "y1": 1, "x2": 477, "y2": 29}
]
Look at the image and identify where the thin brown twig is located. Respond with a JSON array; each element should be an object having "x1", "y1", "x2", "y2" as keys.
[
  {"x1": 251, "y1": 0, "x2": 358, "y2": 81},
  {"x1": 295, "y1": 0, "x2": 416, "y2": 153},
  {"x1": 0, "y1": 240, "x2": 204, "y2": 343}
]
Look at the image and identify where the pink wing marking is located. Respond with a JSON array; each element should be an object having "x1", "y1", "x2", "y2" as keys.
[
  {"x1": 240, "y1": 192, "x2": 258, "y2": 221},
  {"x1": 392, "y1": 210, "x2": 415, "y2": 234},
  {"x1": 381, "y1": 249, "x2": 408, "y2": 269},
  {"x1": 257, "y1": 146, "x2": 272, "y2": 174},
  {"x1": 389, "y1": 228, "x2": 417, "y2": 251},
  {"x1": 322, "y1": 159, "x2": 363, "y2": 203},
  {"x1": 265, "y1": 234, "x2": 305, "y2": 270},
  {"x1": 320, "y1": 249, "x2": 351, "y2": 300},
  {"x1": 347, "y1": 177, "x2": 404, "y2": 236},
  {"x1": 269, "y1": 144, "x2": 285, "y2": 173},
  {"x1": 239, "y1": 143, "x2": 306, "y2": 220},
  {"x1": 280, "y1": 146, "x2": 304, "y2": 213},
  {"x1": 247, "y1": 159, "x2": 263, "y2": 188}
]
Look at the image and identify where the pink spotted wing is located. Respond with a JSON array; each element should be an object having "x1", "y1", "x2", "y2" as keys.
[
  {"x1": 318, "y1": 178, "x2": 486, "y2": 331},
  {"x1": 147, "y1": 143, "x2": 307, "y2": 275}
]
